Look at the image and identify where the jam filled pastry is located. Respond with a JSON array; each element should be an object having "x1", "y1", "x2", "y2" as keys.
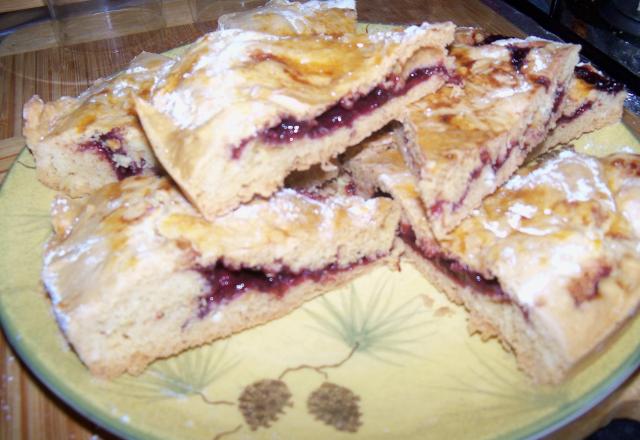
[
  {"x1": 454, "y1": 28, "x2": 627, "y2": 155},
  {"x1": 342, "y1": 126, "x2": 437, "y2": 246},
  {"x1": 400, "y1": 149, "x2": 640, "y2": 384},
  {"x1": 217, "y1": 0, "x2": 357, "y2": 36},
  {"x1": 42, "y1": 175, "x2": 400, "y2": 378},
  {"x1": 135, "y1": 22, "x2": 455, "y2": 219},
  {"x1": 398, "y1": 38, "x2": 580, "y2": 238},
  {"x1": 540, "y1": 63, "x2": 626, "y2": 152},
  {"x1": 23, "y1": 52, "x2": 174, "y2": 197}
]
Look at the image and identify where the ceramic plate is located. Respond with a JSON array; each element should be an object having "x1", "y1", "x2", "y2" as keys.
[
  {"x1": 2, "y1": 23, "x2": 640, "y2": 437},
  {"x1": 0, "y1": 122, "x2": 639, "y2": 440}
]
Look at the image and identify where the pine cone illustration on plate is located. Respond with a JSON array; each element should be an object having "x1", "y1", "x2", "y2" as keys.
[
  {"x1": 238, "y1": 379, "x2": 293, "y2": 430},
  {"x1": 307, "y1": 382, "x2": 362, "y2": 432}
]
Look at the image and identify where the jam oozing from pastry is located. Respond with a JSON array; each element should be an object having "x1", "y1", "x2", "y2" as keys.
[
  {"x1": 476, "y1": 34, "x2": 510, "y2": 45},
  {"x1": 399, "y1": 224, "x2": 508, "y2": 301},
  {"x1": 507, "y1": 46, "x2": 531, "y2": 73},
  {"x1": 574, "y1": 65, "x2": 624, "y2": 94},
  {"x1": 344, "y1": 180, "x2": 357, "y2": 196},
  {"x1": 231, "y1": 65, "x2": 448, "y2": 158},
  {"x1": 195, "y1": 257, "x2": 373, "y2": 317},
  {"x1": 78, "y1": 129, "x2": 145, "y2": 180},
  {"x1": 557, "y1": 101, "x2": 594, "y2": 125}
]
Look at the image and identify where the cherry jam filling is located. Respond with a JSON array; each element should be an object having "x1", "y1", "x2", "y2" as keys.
[
  {"x1": 78, "y1": 128, "x2": 145, "y2": 180},
  {"x1": 399, "y1": 224, "x2": 508, "y2": 301},
  {"x1": 195, "y1": 257, "x2": 374, "y2": 318},
  {"x1": 428, "y1": 141, "x2": 521, "y2": 216},
  {"x1": 552, "y1": 87, "x2": 566, "y2": 114},
  {"x1": 574, "y1": 65, "x2": 624, "y2": 94},
  {"x1": 231, "y1": 65, "x2": 448, "y2": 158},
  {"x1": 557, "y1": 101, "x2": 594, "y2": 125},
  {"x1": 506, "y1": 46, "x2": 531, "y2": 73},
  {"x1": 476, "y1": 34, "x2": 510, "y2": 45}
]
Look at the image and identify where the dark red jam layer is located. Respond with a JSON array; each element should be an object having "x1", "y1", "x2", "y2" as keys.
[
  {"x1": 552, "y1": 87, "x2": 565, "y2": 114},
  {"x1": 78, "y1": 128, "x2": 145, "y2": 180},
  {"x1": 474, "y1": 36, "x2": 531, "y2": 74},
  {"x1": 506, "y1": 45, "x2": 531, "y2": 73},
  {"x1": 399, "y1": 224, "x2": 508, "y2": 301},
  {"x1": 557, "y1": 101, "x2": 594, "y2": 125},
  {"x1": 428, "y1": 140, "x2": 521, "y2": 216},
  {"x1": 574, "y1": 65, "x2": 624, "y2": 94},
  {"x1": 195, "y1": 257, "x2": 373, "y2": 318},
  {"x1": 476, "y1": 34, "x2": 510, "y2": 45},
  {"x1": 231, "y1": 65, "x2": 448, "y2": 158}
]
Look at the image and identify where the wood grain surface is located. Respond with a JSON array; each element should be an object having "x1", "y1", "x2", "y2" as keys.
[{"x1": 0, "y1": 1, "x2": 638, "y2": 439}]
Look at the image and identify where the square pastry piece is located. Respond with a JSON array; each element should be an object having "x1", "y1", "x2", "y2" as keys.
[
  {"x1": 23, "y1": 52, "x2": 173, "y2": 197},
  {"x1": 402, "y1": 149, "x2": 640, "y2": 384},
  {"x1": 135, "y1": 22, "x2": 455, "y2": 219},
  {"x1": 217, "y1": 0, "x2": 357, "y2": 35},
  {"x1": 43, "y1": 175, "x2": 400, "y2": 378},
  {"x1": 399, "y1": 38, "x2": 580, "y2": 238}
]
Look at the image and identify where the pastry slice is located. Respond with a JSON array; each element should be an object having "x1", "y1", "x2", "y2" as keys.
[
  {"x1": 43, "y1": 175, "x2": 400, "y2": 378},
  {"x1": 399, "y1": 38, "x2": 580, "y2": 238},
  {"x1": 540, "y1": 63, "x2": 626, "y2": 151},
  {"x1": 23, "y1": 52, "x2": 173, "y2": 197},
  {"x1": 217, "y1": 0, "x2": 357, "y2": 36},
  {"x1": 401, "y1": 149, "x2": 640, "y2": 383},
  {"x1": 454, "y1": 28, "x2": 627, "y2": 153},
  {"x1": 342, "y1": 126, "x2": 436, "y2": 247},
  {"x1": 135, "y1": 22, "x2": 455, "y2": 219}
]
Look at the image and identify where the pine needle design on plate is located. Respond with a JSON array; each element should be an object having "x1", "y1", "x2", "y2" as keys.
[
  {"x1": 431, "y1": 342, "x2": 570, "y2": 425},
  {"x1": 114, "y1": 341, "x2": 237, "y2": 405},
  {"x1": 305, "y1": 275, "x2": 434, "y2": 364}
]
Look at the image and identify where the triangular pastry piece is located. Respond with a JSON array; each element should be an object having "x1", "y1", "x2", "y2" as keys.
[
  {"x1": 136, "y1": 23, "x2": 455, "y2": 219},
  {"x1": 401, "y1": 149, "x2": 640, "y2": 383},
  {"x1": 344, "y1": 129, "x2": 640, "y2": 383},
  {"x1": 540, "y1": 63, "x2": 626, "y2": 152},
  {"x1": 398, "y1": 38, "x2": 580, "y2": 237},
  {"x1": 454, "y1": 28, "x2": 627, "y2": 155},
  {"x1": 23, "y1": 52, "x2": 173, "y2": 196}
]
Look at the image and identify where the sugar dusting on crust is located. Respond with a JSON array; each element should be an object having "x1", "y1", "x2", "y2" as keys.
[{"x1": 442, "y1": 150, "x2": 640, "y2": 308}]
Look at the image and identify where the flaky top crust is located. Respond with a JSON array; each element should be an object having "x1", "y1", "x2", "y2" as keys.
[
  {"x1": 405, "y1": 39, "x2": 579, "y2": 169},
  {"x1": 217, "y1": 0, "x2": 357, "y2": 36},
  {"x1": 438, "y1": 150, "x2": 640, "y2": 359},
  {"x1": 136, "y1": 22, "x2": 455, "y2": 169},
  {"x1": 23, "y1": 52, "x2": 173, "y2": 147},
  {"x1": 44, "y1": 175, "x2": 400, "y2": 312}
]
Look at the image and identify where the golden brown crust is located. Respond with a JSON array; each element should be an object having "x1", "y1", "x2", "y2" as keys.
[
  {"x1": 346, "y1": 133, "x2": 640, "y2": 383},
  {"x1": 23, "y1": 52, "x2": 173, "y2": 196},
  {"x1": 430, "y1": 150, "x2": 640, "y2": 382},
  {"x1": 43, "y1": 175, "x2": 401, "y2": 377},
  {"x1": 217, "y1": 0, "x2": 357, "y2": 36},
  {"x1": 137, "y1": 23, "x2": 455, "y2": 219},
  {"x1": 400, "y1": 38, "x2": 580, "y2": 237}
]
